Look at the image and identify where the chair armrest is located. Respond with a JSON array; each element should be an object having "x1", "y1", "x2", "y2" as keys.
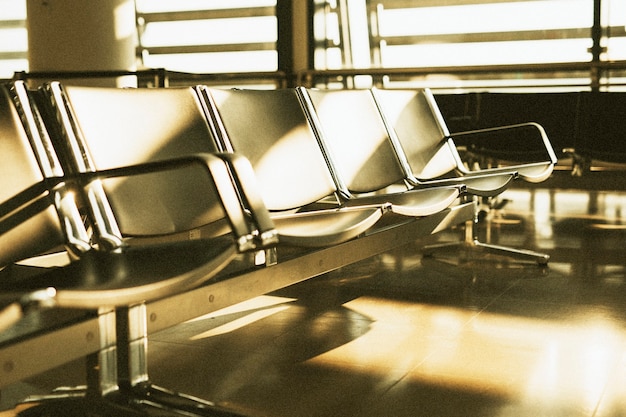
[
  {"x1": 0, "y1": 179, "x2": 63, "y2": 233},
  {"x1": 448, "y1": 122, "x2": 558, "y2": 171},
  {"x1": 0, "y1": 178, "x2": 92, "y2": 259},
  {"x1": 0, "y1": 178, "x2": 62, "y2": 219},
  {"x1": 78, "y1": 153, "x2": 274, "y2": 253},
  {"x1": 212, "y1": 152, "x2": 280, "y2": 249}
]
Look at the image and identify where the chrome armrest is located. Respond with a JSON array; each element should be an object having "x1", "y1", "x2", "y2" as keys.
[{"x1": 77, "y1": 152, "x2": 274, "y2": 254}]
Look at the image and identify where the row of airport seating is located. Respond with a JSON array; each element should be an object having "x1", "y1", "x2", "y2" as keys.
[{"x1": 0, "y1": 81, "x2": 556, "y2": 416}]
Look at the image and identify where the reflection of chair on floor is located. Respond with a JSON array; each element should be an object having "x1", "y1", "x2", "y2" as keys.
[
  {"x1": 370, "y1": 88, "x2": 557, "y2": 265},
  {"x1": 1, "y1": 80, "x2": 276, "y2": 416},
  {"x1": 199, "y1": 87, "x2": 462, "y2": 231}
]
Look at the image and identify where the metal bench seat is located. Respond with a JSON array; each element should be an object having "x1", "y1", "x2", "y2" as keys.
[
  {"x1": 371, "y1": 88, "x2": 557, "y2": 185},
  {"x1": 199, "y1": 86, "x2": 461, "y2": 226},
  {"x1": 0, "y1": 81, "x2": 276, "y2": 417},
  {"x1": 371, "y1": 87, "x2": 556, "y2": 264}
]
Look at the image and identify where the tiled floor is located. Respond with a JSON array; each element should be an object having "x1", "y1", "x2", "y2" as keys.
[{"x1": 2, "y1": 187, "x2": 626, "y2": 417}]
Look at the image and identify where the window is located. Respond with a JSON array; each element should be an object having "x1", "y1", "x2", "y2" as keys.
[
  {"x1": 0, "y1": 0, "x2": 279, "y2": 85},
  {"x1": 602, "y1": 0, "x2": 626, "y2": 90},
  {"x1": 0, "y1": 0, "x2": 27, "y2": 79},
  {"x1": 135, "y1": 0, "x2": 278, "y2": 74},
  {"x1": 312, "y1": 0, "x2": 626, "y2": 92},
  {"x1": 3, "y1": 0, "x2": 625, "y2": 91},
  {"x1": 373, "y1": 1, "x2": 592, "y2": 67}
]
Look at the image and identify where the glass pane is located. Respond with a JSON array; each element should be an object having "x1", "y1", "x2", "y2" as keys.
[
  {"x1": 378, "y1": 1, "x2": 592, "y2": 37},
  {"x1": 0, "y1": 28, "x2": 27, "y2": 52},
  {"x1": 136, "y1": 0, "x2": 276, "y2": 13},
  {"x1": 604, "y1": 0, "x2": 626, "y2": 63},
  {"x1": 381, "y1": 39, "x2": 593, "y2": 67},
  {"x1": 0, "y1": 59, "x2": 27, "y2": 79},
  {"x1": 136, "y1": 1, "x2": 278, "y2": 74},
  {"x1": 312, "y1": 0, "x2": 601, "y2": 91},
  {"x1": 0, "y1": 0, "x2": 26, "y2": 19},
  {"x1": 141, "y1": 17, "x2": 277, "y2": 47},
  {"x1": 142, "y1": 50, "x2": 277, "y2": 73},
  {"x1": 0, "y1": 0, "x2": 27, "y2": 78},
  {"x1": 605, "y1": 0, "x2": 626, "y2": 26}
]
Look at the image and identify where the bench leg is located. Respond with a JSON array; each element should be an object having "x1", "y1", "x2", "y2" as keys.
[
  {"x1": 422, "y1": 201, "x2": 550, "y2": 266},
  {"x1": 113, "y1": 304, "x2": 249, "y2": 416},
  {"x1": 16, "y1": 306, "x2": 249, "y2": 416}
]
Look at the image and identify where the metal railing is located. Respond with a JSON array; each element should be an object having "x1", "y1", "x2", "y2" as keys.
[
  {"x1": 12, "y1": 60, "x2": 626, "y2": 92},
  {"x1": 12, "y1": 69, "x2": 288, "y2": 89},
  {"x1": 297, "y1": 61, "x2": 626, "y2": 92}
]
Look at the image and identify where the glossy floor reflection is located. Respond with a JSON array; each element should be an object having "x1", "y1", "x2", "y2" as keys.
[{"x1": 3, "y1": 187, "x2": 626, "y2": 417}]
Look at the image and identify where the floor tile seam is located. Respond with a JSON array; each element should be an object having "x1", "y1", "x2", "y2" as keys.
[
  {"x1": 590, "y1": 350, "x2": 626, "y2": 417},
  {"x1": 465, "y1": 278, "x2": 521, "y2": 324},
  {"x1": 348, "y1": 363, "x2": 430, "y2": 417}
]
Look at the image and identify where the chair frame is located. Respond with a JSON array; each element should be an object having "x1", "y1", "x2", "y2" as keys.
[
  {"x1": 370, "y1": 87, "x2": 554, "y2": 265},
  {"x1": 0, "y1": 81, "x2": 479, "y2": 416},
  {"x1": 197, "y1": 85, "x2": 389, "y2": 249},
  {"x1": 296, "y1": 86, "x2": 463, "y2": 218},
  {"x1": 0, "y1": 81, "x2": 279, "y2": 416}
]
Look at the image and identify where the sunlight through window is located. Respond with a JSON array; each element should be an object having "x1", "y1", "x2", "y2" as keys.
[
  {"x1": 0, "y1": 0, "x2": 27, "y2": 78},
  {"x1": 136, "y1": 0, "x2": 278, "y2": 74}
]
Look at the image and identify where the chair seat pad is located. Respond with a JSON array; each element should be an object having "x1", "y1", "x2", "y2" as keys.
[
  {"x1": 271, "y1": 207, "x2": 383, "y2": 247},
  {"x1": 343, "y1": 186, "x2": 460, "y2": 217},
  {"x1": 516, "y1": 162, "x2": 554, "y2": 182},
  {"x1": 0, "y1": 237, "x2": 237, "y2": 309},
  {"x1": 451, "y1": 173, "x2": 514, "y2": 196}
]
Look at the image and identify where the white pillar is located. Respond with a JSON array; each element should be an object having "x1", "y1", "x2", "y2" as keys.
[{"x1": 26, "y1": 0, "x2": 137, "y2": 87}]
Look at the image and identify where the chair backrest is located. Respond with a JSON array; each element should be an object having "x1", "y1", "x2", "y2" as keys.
[
  {"x1": 300, "y1": 87, "x2": 410, "y2": 195},
  {"x1": 199, "y1": 87, "x2": 341, "y2": 211},
  {"x1": 42, "y1": 82, "x2": 239, "y2": 245},
  {"x1": 371, "y1": 88, "x2": 460, "y2": 180},
  {"x1": 0, "y1": 81, "x2": 89, "y2": 266}
]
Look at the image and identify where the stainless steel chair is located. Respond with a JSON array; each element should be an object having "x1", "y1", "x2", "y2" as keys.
[
  {"x1": 371, "y1": 87, "x2": 556, "y2": 264},
  {"x1": 200, "y1": 86, "x2": 461, "y2": 226},
  {"x1": 0, "y1": 80, "x2": 90, "y2": 331},
  {"x1": 199, "y1": 86, "x2": 393, "y2": 248},
  {"x1": 301, "y1": 87, "x2": 514, "y2": 198},
  {"x1": 0, "y1": 80, "x2": 276, "y2": 416},
  {"x1": 371, "y1": 88, "x2": 557, "y2": 184}
]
